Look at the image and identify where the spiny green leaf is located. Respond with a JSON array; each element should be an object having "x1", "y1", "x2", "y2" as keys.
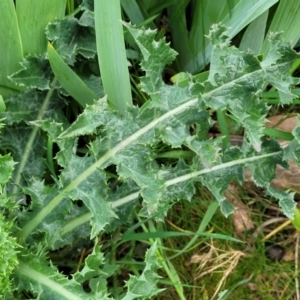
[
  {"x1": 268, "y1": 186, "x2": 296, "y2": 219},
  {"x1": 54, "y1": 23, "x2": 298, "y2": 223},
  {"x1": 123, "y1": 22, "x2": 177, "y2": 102},
  {"x1": 58, "y1": 90, "x2": 205, "y2": 216},
  {"x1": 104, "y1": 180, "x2": 140, "y2": 233},
  {"x1": 0, "y1": 154, "x2": 16, "y2": 184},
  {"x1": 205, "y1": 24, "x2": 299, "y2": 151},
  {"x1": 16, "y1": 254, "x2": 102, "y2": 300},
  {"x1": 58, "y1": 150, "x2": 117, "y2": 237},
  {"x1": 19, "y1": 23, "x2": 300, "y2": 249},
  {"x1": 164, "y1": 159, "x2": 195, "y2": 200},
  {"x1": 261, "y1": 32, "x2": 300, "y2": 104},
  {"x1": 0, "y1": 126, "x2": 46, "y2": 182},
  {"x1": 197, "y1": 147, "x2": 244, "y2": 216},
  {"x1": 46, "y1": 17, "x2": 96, "y2": 65},
  {"x1": 9, "y1": 55, "x2": 52, "y2": 90},
  {"x1": 206, "y1": 24, "x2": 269, "y2": 151},
  {"x1": 283, "y1": 120, "x2": 300, "y2": 165},
  {"x1": 185, "y1": 136, "x2": 223, "y2": 168},
  {"x1": 292, "y1": 116, "x2": 300, "y2": 144},
  {"x1": 34, "y1": 120, "x2": 118, "y2": 238},
  {"x1": 0, "y1": 89, "x2": 66, "y2": 125},
  {"x1": 123, "y1": 241, "x2": 164, "y2": 300},
  {"x1": 246, "y1": 138, "x2": 296, "y2": 218},
  {"x1": 18, "y1": 178, "x2": 73, "y2": 248},
  {"x1": 74, "y1": 239, "x2": 117, "y2": 294},
  {"x1": 283, "y1": 139, "x2": 300, "y2": 162},
  {"x1": 247, "y1": 139, "x2": 287, "y2": 186}
]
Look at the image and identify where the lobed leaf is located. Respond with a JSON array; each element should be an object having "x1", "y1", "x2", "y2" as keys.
[
  {"x1": 0, "y1": 89, "x2": 66, "y2": 126},
  {"x1": 0, "y1": 127, "x2": 46, "y2": 184},
  {"x1": 18, "y1": 22, "x2": 300, "y2": 245},
  {"x1": 123, "y1": 22, "x2": 177, "y2": 102},
  {"x1": 261, "y1": 32, "x2": 300, "y2": 104},
  {"x1": 74, "y1": 239, "x2": 117, "y2": 295},
  {"x1": 16, "y1": 255, "x2": 102, "y2": 300},
  {"x1": 46, "y1": 16, "x2": 96, "y2": 65},
  {"x1": 1, "y1": 14, "x2": 299, "y2": 298},
  {"x1": 18, "y1": 178, "x2": 73, "y2": 248},
  {"x1": 122, "y1": 241, "x2": 164, "y2": 300},
  {"x1": 9, "y1": 55, "x2": 52, "y2": 91},
  {"x1": 0, "y1": 154, "x2": 17, "y2": 185}
]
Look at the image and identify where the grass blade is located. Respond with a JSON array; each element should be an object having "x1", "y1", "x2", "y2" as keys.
[
  {"x1": 169, "y1": 200, "x2": 220, "y2": 260},
  {"x1": 147, "y1": 0, "x2": 179, "y2": 15},
  {"x1": 167, "y1": 0, "x2": 191, "y2": 71},
  {"x1": 0, "y1": 1, "x2": 24, "y2": 98},
  {"x1": 261, "y1": 0, "x2": 300, "y2": 55},
  {"x1": 121, "y1": 0, "x2": 145, "y2": 24},
  {"x1": 186, "y1": 0, "x2": 277, "y2": 73},
  {"x1": 239, "y1": 10, "x2": 269, "y2": 55},
  {"x1": 94, "y1": 0, "x2": 132, "y2": 114},
  {"x1": 47, "y1": 43, "x2": 97, "y2": 107},
  {"x1": 16, "y1": 0, "x2": 66, "y2": 56}
]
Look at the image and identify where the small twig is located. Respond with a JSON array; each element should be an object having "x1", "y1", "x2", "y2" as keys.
[
  {"x1": 251, "y1": 217, "x2": 287, "y2": 240},
  {"x1": 263, "y1": 219, "x2": 291, "y2": 241}
]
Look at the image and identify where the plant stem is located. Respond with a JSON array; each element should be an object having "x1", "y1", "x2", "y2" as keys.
[{"x1": 16, "y1": 260, "x2": 82, "y2": 300}]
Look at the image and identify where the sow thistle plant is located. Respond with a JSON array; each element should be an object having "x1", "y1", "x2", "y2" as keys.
[{"x1": 1, "y1": 4, "x2": 300, "y2": 300}]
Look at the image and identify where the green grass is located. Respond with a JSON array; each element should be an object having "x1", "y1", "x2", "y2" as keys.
[{"x1": 160, "y1": 185, "x2": 297, "y2": 299}]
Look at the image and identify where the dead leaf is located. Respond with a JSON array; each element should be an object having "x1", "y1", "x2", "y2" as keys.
[
  {"x1": 225, "y1": 184, "x2": 254, "y2": 233},
  {"x1": 272, "y1": 160, "x2": 300, "y2": 193},
  {"x1": 266, "y1": 115, "x2": 298, "y2": 132}
]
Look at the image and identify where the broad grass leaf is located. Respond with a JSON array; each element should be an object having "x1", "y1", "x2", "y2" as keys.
[{"x1": 47, "y1": 43, "x2": 98, "y2": 107}]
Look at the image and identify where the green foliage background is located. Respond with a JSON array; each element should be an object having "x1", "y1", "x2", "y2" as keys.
[{"x1": 1, "y1": 0, "x2": 300, "y2": 299}]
